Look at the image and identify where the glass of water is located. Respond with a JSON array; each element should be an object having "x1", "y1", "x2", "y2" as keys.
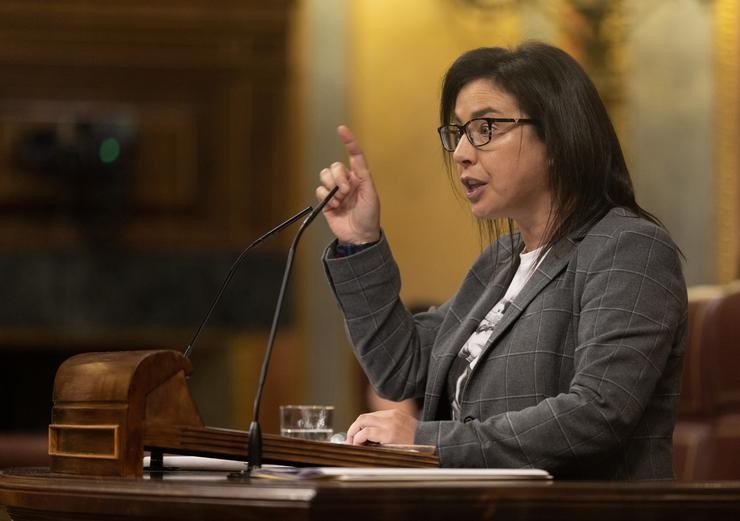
[{"x1": 279, "y1": 405, "x2": 334, "y2": 441}]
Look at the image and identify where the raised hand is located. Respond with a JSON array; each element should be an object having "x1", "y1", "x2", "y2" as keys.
[{"x1": 315, "y1": 125, "x2": 381, "y2": 244}]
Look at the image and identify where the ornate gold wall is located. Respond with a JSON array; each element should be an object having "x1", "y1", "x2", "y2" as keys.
[{"x1": 715, "y1": 0, "x2": 740, "y2": 283}]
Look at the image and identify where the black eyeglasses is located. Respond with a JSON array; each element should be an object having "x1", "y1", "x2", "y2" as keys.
[{"x1": 437, "y1": 117, "x2": 536, "y2": 152}]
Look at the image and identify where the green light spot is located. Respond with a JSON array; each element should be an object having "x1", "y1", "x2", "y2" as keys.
[{"x1": 99, "y1": 138, "x2": 121, "y2": 164}]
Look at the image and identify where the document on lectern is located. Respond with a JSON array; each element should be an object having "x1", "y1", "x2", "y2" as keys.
[
  {"x1": 252, "y1": 466, "x2": 553, "y2": 481},
  {"x1": 144, "y1": 456, "x2": 552, "y2": 481}
]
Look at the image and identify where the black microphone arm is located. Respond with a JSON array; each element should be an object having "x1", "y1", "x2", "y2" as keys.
[
  {"x1": 242, "y1": 185, "x2": 339, "y2": 475},
  {"x1": 183, "y1": 205, "x2": 313, "y2": 360}
]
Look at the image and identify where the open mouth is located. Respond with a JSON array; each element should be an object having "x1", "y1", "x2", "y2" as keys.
[{"x1": 461, "y1": 177, "x2": 486, "y2": 199}]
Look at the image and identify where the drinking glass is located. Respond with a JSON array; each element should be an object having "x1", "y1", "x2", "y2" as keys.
[{"x1": 279, "y1": 405, "x2": 334, "y2": 441}]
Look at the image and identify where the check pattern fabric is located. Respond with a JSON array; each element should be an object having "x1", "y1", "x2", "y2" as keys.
[{"x1": 323, "y1": 208, "x2": 688, "y2": 479}]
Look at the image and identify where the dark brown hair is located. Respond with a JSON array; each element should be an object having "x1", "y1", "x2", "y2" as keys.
[{"x1": 440, "y1": 41, "x2": 660, "y2": 254}]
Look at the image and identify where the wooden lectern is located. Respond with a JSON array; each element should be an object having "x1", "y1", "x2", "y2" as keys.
[
  {"x1": 3, "y1": 350, "x2": 739, "y2": 521},
  {"x1": 47, "y1": 350, "x2": 438, "y2": 477}
]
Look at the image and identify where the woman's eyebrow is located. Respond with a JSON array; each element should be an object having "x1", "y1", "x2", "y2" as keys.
[
  {"x1": 454, "y1": 106, "x2": 501, "y2": 123},
  {"x1": 471, "y1": 107, "x2": 500, "y2": 118}
]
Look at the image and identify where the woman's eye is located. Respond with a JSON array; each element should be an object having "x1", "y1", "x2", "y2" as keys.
[{"x1": 475, "y1": 121, "x2": 492, "y2": 134}]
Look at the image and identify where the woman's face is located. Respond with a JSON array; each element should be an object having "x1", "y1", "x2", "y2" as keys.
[{"x1": 452, "y1": 79, "x2": 552, "y2": 226}]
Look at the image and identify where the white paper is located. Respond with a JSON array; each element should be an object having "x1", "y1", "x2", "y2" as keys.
[
  {"x1": 253, "y1": 466, "x2": 552, "y2": 481},
  {"x1": 144, "y1": 456, "x2": 552, "y2": 481},
  {"x1": 143, "y1": 455, "x2": 246, "y2": 471},
  {"x1": 318, "y1": 467, "x2": 551, "y2": 480}
]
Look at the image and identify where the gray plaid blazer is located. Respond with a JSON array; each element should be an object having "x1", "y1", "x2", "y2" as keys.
[{"x1": 324, "y1": 207, "x2": 687, "y2": 479}]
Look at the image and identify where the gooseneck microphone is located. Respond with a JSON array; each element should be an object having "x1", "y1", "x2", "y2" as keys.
[
  {"x1": 183, "y1": 205, "x2": 313, "y2": 360},
  {"x1": 237, "y1": 185, "x2": 339, "y2": 476}
]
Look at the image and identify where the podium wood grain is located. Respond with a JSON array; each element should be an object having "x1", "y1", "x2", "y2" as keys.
[
  {"x1": 2, "y1": 468, "x2": 740, "y2": 521},
  {"x1": 49, "y1": 350, "x2": 438, "y2": 477}
]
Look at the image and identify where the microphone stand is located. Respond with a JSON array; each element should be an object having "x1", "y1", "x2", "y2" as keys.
[
  {"x1": 183, "y1": 206, "x2": 313, "y2": 360},
  {"x1": 231, "y1": 186, "x2": 338, "y2": 478}
]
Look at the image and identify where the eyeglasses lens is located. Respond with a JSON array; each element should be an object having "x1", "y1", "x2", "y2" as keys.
[{"x1": 439, "y1": 127, "x2": 460, "y2": 152}]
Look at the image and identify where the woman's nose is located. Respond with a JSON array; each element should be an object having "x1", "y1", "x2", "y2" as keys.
[{"x1": 452, "y1": 133, "x2": 476, "y2": 166}]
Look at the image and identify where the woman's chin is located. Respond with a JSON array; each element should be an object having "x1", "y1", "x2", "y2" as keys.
[{"x1": 469, "y1": 204, "x2": 501, "y2": 221}]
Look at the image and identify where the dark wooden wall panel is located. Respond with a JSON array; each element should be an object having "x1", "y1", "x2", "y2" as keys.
[
  {"x1": 0, "y1": 1, "x2": 299, "y2": 437},
  {"x1": 0, "y1": 0, "x2": 295, "y2": 251}
]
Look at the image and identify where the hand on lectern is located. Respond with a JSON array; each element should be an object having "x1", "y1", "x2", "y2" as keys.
[{"x1": 345, "y1": 409, "x2": 418, "y2": 446}]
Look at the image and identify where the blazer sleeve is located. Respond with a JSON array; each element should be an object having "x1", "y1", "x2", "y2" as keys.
[
  {"x1": 414, "y1": 221, "x2": 687, "y2": 472},
  {"x1": 323, "y1": 233, "x2": 448, "y2": 401}
]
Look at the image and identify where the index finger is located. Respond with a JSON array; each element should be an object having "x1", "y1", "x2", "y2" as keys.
[{"x1": 337, "y1": 125, "x2": 370, "y2": 178}]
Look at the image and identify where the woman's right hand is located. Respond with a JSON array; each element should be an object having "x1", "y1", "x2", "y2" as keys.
[{"x1": 316, "y1": 125, "x2": 381, "y2": 245}]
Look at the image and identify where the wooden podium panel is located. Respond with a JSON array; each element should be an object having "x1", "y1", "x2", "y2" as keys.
[
  {"x1": 47, "y1": 349, "x2": 438, "y2": 477},
  {"x1": 1, "y1": 468, "x2": 740, "y2": 521},
  {"x1": 20, "y1": 350, "x2": 740, "y2": 521}
]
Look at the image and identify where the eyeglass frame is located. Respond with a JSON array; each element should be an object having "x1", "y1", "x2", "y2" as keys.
[{"x1": 437, "y1": 117, "x2": 537, "y2": 152}]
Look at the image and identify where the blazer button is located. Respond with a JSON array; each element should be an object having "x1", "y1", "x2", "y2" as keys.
[{"x1": 463, "y1": 416, "x2": 475, "y2": 423}]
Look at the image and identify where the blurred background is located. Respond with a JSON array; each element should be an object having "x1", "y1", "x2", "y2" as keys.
[{"x1": 0, "y1": 0, "x2": 737, "y2": 469}]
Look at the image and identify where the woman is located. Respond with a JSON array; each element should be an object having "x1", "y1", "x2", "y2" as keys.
[{"x1": 315, "y1": 42, "x2": 687, "y2": 479}]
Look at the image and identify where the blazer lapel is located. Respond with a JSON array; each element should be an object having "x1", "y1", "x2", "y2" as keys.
[
  {"x1": 442, "y1": 259, "x2": 516, "y2": 357},
  {"x1": 425, "y1": 219, "x2": 594, "y2": 418},
  {"x1": 425, "y1": 243, "x2": 519, "y2": 420},
  {"x1": 477, "y1": 236, "x2": 579, "y2": 354}
]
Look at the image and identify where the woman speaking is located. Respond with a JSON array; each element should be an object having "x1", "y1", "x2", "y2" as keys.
[{"x1": 315, "y1": 42, "x2": 687, "y2": 480}]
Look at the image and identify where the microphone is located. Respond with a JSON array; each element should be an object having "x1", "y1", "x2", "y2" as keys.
[
  {"x1": 234, "y1": 185, "x2": 339, "y2": 477},
  {"x1": 183, "y1": 205, "x2": 313, "y2": 360}
]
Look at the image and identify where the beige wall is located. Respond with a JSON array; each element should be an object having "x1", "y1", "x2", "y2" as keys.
[
  {"x1": 627, "y1": 0, "x2": 715, "y2": 285},
  {"x1": 293, "y1": 0, "x2": 362, "y2": 429},
  {"x1": 346, "y1": 0, "x2": 525, "y2": 306},
  {"x1": 344, "y1": 0, "x2": 732, "y2": 290}
]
